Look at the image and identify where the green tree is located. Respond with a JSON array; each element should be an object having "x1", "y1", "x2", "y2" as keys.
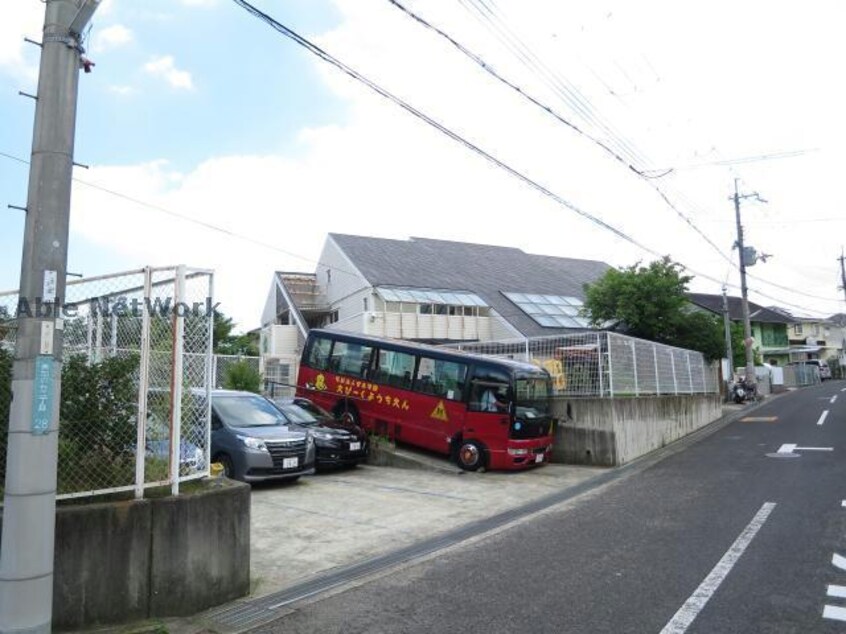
[
  {"x1": 583, "y1": 257, "x2": 725, "y2": 361},
  {"x1": 213, "y1": 309, "x2": 259, "y2": 356},
  {"x1": 223, "y1": 360, "x2": 262, "y2": 393},
  {"x1": 729, "y1": 322, "x2": 762, "y2": 370}
]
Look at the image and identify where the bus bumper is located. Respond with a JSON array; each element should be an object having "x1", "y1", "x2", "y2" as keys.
[{"x1": 488, "y1": 439, "x2": 553, "y2": 471}]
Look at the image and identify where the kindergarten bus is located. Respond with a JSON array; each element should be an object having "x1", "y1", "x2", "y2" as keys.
[{"x1": 296, "y1": 329, "x2": 554, "y2": 471}]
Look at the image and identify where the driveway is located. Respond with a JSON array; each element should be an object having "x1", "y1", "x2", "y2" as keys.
[{"x1": 249, "y1": 462, "x2": 604, "y2": 596}]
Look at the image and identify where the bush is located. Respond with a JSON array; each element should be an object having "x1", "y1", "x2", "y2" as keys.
[{"x1": 223, "y1": 360, "x2": 261, "y2": 393}]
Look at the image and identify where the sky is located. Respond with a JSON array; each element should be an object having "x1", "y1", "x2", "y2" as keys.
[{"x1": 2, "y1": 0, "x2": 846, "y2": 332}]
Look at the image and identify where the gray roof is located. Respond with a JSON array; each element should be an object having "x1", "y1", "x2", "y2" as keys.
[
  {"x1": 329, "y1": 234, "x2": 611, "y2": 336},
  {"x1": 687, "y1": 293, "x2": 791, "y2": 324}
]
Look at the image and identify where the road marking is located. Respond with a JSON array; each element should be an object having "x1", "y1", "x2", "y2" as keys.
[
  {"x1": 740, "y1": 416, "x2": 778, "y2": 422},
  {"x1": 777, "y1": 443, "x2": 797, "y2": 454},
  {"x1": 842, "y1": 500, "x2": 846, "y2": 508},
  {"x1": 832, "y1": 395, "x2": 838, "y2": 404},
  {"x1": 842, "y1": 387, "x2": 846, "y2": 392},
  {"x1": 834, "y1": 554, "x2": 846, "y2": 571},
  {"x1": 824, "y1": 605, "x2": 846, "y2": 622},
  {"x1": 827, "y1": 584, "x2": 846, "y2": 598},
  {"x1": 659, "y1": 502, "x2": 776, "y2": 634},
  {"x1": 774, "y1": 444, "x2": 832, "y2": 456},
  {"x1": 817, "y1": 410, "x2": 830, "y2": 426}
]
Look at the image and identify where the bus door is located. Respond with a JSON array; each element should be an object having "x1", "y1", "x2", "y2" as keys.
[
  {"x1": 467, "y1": 366, "x2": 512, "y2": 446},
  {"x1": 412, "y1": 356, "x2": 469, "y2": 453}
]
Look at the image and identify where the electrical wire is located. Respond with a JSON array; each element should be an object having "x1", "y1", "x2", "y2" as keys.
[{"x1": 227, "y1": 1, "x2": 838, "y2": 317}]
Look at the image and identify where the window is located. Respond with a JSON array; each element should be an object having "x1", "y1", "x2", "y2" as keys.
[
  {"x1": 306, "y1": 336, "x2": 332, "y2": 370},
  {"x1": 419, "y1": 304, "x2": 433, "y2": 315},
  {"x1": 415, "y1": 356, "x2": 468, "y2": 401},
  {"x1": 468, "y1": 367, "x2": 511, "y2": 412},
  {"x1": 794, "y1": 324, "x2": 803, "y2": 335},
  {"x1": 373, "y1": 349, "x2": 416, "y2": 389},
  {"x1": 502, "y1": 292, "x2": 590, "y2": 329},
  {"x1": 329, "y1": 341, "x2": 374, "y2": 378},
  {"x1": 363, "y1": 297, "x2": 369, "y2": 312}
]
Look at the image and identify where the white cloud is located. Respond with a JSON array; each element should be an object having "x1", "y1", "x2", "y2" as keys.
[
  {"x1": 67, "y1": 0, "x2": 846, "y2": 330},
  {"x1": 107, "y1": 84, "x2": 135, "y2": 96},
  {"x1": 143, "y1": 55, "x2": 194, "y2": 90},
  {"x1": 1, "y1": 0, "x2": 44, "y2": 81},
  {"x1": 91, "y1": 24, "x2": 133, "y2": 53}
]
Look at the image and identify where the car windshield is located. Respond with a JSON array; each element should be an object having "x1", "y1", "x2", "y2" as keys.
[
  {"x1": 295, "y1": 399, "x2": 334, "y2": 419},
  {"x1": 214, "y1": 394, "x2": 290, "y2": 428},
  {"x1": 276, "y1": 403, "x2": 320, "y2": 425},
  {"x1": 514, "y1": 376, "x2": 551, "y2": 417}
]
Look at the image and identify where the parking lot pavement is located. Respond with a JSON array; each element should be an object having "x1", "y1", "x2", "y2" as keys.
[{"x1": 248, "y1": 463, "x2": 604, "y2": 597}]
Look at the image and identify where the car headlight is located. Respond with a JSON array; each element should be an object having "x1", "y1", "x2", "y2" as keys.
[
  {"x1": 238, "y1": 435, "x2": 267, "y2": 451},
  {"x1": 507, "y1": 447, "x2": 528, "y2": 456},
  {"x1": 310, "y1": 431, "x2": 334, "y2": 441}
]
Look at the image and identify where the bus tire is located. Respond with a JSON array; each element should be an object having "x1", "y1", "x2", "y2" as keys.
[
  {"x1": 456, "y1": 440, "x2": 485, "y2": 472},
  {"x1": 334, "y1": 401, "x2": 360, "y2": 427}
]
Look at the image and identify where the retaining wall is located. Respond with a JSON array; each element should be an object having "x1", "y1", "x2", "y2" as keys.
[
  {"x1": 0, "y1": 479, "x2": 250, "y2": 630},
  {"x1": 551, "y1": 395, "x2": 722, "y2": 466}
]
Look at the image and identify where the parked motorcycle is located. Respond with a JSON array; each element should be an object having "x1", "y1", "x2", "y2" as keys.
[{"x1": 731, "y1": 377, "x2": 757, "y2": 404}]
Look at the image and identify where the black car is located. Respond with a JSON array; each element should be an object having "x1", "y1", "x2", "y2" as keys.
[{"x1": 273, "y1": 397, "x2": 369, "y2": 469}]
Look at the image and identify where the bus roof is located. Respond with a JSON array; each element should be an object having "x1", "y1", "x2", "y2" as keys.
[{"x1": 307, "y1": 329, "x2": 548, "y2": 376}]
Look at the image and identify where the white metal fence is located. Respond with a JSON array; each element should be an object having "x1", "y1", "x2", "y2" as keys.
[
  {"x1": 443, "y1": 331, "x2": 719, "y2": 398},
  {"x1": 0, "y1": 265, "x2": 213, "y2": 500}
]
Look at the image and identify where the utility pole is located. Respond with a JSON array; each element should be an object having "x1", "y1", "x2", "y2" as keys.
[
  {"x1": 721, "y1": 286, "x2": 734, "y2": 388},
  {"x1": 732, "y1": 178, "x2": 767, "y2": 387},
  {"x1": 839, "y1": 248, "x2": 846, "y2": 305},
  {"x1": 0, "y1": 2, "x2": 100, "y2": 633}
]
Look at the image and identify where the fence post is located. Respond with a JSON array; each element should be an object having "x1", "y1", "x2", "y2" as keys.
[
  {"x1": 86, "y1": 306, "x2": 94, "y2": 364},
  {"x1": 134, "y1": 267, "x2": 152, "y2": 499},
  {"x1": 110, "y1": 310, "x2": 118, "y2": 357},
  {"x1": 205, "y1": 272, "x2": 214, "y2": 477},
  {"x1": 597, "y1": 332, "x2": 605, "y2": 397},
  {"x1": 525, "y1": 337, "x2": 530, "y2": 364},
  {"x1": 631, "y1": 339, "x2": 639, "y2": 396},
  {"x1": 94, "y1": 310, "x2": 104, "y2": 362},
  {"x1": 670, "y1": 350, "x2": 678, "y2": 395},
  {"x1": 686, "y1": 351, "x2": 694, "y2": 395},
  {"x1": 170, "y1": 266, "x2": 186, "y2": 496},
  {"x1": 653, "y1": 344, "x2": 660, "y2": 396},
  {"x1": 700, "y1": 355, "x2": 707, "y2": 394},
  {"x1": 607, "y1": 334, "x2": 615, "y2": 397}
]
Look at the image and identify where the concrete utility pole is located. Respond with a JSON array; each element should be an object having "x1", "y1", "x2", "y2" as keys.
[
  {"x1": 839, "y1": 249, "x2": 846, "y2": 305},
  {"x1": 732, "y1": 178, "x2": 766, "y2": 386},
  {"x1": 721, "y1": 286, "x2": 734, "y2": 386},
  {"x1": 0, "y1": 2, "x2": 100, "y2": 633}
]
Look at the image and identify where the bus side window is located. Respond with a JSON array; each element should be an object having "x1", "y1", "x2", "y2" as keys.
[
  {"x1": 375, "y1": 349, "x2": 415, "y2": 389},
  {"x1": 306, "y1": 336, "x2": 332, "y2": 370},
  {"x1": 415, "y1": 357, "x2": 467, "y2": 401}
]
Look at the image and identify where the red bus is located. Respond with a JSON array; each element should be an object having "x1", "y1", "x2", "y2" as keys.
[{"x1": 296, "y1": 329, "x2": 554, "y2": 471}]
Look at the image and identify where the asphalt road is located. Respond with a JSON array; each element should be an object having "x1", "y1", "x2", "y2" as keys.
[{"x1": 252, "y1": 381, "x2": 846, "y2": 634}]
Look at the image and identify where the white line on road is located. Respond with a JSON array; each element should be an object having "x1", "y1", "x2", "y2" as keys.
[
  {"x1": 659, "y1": 502, "x2": 776, "y2": 634},
  {"x1": 833, "y1": 554, "x2": 846, "y2": 571},
  {"x1": 831, "y1": 395, "x2": 838, "y2": 404},
  {"x1": 777, "y1": 444, "x2": 832, "y2": 453},
  {"x1": 824, "y1": 605, "x2": 846, "y2": 622},
  {"x1": 842, "y1": 387, "x2": 846, "y2": 392},
  {"x1": 778, "y1": 444, "x2": 797, "y2": 454},
  {"x1": 827, "y1": 584, "x2": 846, "y2": 599},
  {"x1": 817, "y1": 410, "x2": 830, "y2": 426}
]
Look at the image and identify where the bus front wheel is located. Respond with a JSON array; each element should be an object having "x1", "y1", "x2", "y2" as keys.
[{"x1": 456, "y1": 440, "x2": 485, "y2": 472}]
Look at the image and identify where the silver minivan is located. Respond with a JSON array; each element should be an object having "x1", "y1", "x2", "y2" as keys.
[{"x1": 211, "y1": 390, "x2": 316, "y2": 483}]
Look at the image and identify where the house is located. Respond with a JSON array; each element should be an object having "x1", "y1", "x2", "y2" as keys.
[
  {"x1": 259, "y1": 234, "x2": 612, "y2": 383},
  {"x1": 686, "y1": 293, "x2": 791, "y2": 366},
  {"x1": 770, "y1": 308, "x2": 840, "y2": 362}
]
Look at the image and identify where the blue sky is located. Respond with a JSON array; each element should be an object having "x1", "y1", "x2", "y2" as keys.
[{"x1": 3, "y1": 0, "x2": 846, "y2": 330}]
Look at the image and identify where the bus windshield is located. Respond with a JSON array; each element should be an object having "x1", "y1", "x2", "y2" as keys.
[{"x1": 514, "y1": 376, "x2": 551, "y2": 418}]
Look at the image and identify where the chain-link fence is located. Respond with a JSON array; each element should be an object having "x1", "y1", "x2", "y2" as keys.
[
  {"x1": 212, "y1": 354, "x2": 261, "y2": 389},
  {"x1": 443, "y1": 331, "x2": 719, "y2": 398},
  {"x1": 0, "y1": 265, "x2": 213, "y2": 500}
]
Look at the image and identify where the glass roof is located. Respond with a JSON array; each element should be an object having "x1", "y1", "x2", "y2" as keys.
[
  {"x1": 376, "y1": 287, "x2": 488, "y2": 307},
  {"x1": 502, "y1": 292, "x2": 590, "y2": 329}
]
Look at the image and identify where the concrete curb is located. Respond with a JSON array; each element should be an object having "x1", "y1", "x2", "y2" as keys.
[{"x1": 366, "y1": 441, "x2": 463, "y2": 476}]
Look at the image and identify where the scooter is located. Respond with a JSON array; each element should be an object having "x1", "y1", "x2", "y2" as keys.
[{"x1": 731, "y1": 377, "x2": 757, "y2": 404}]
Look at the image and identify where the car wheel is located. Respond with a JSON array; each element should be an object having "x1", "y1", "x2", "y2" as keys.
[
  {"x1": 456, "y1": 440, "x2": 485, "y2": 472},
  {"x1": 215, "y1": 454, "x2": 235, "y2": 479},
  {"x1": 334, "y1": 402, "x2": 360, "y2": 426}
]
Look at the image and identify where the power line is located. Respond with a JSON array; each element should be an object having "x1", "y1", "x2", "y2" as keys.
[{"x1": 227, "y1": 1, "x2": 839, "y2": 317}]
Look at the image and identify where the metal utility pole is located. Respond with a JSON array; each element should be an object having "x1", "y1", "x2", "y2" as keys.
[
  {"x1": 721, "y1": 286, "x2": 734, "y2": 386},
  {"x1": 732, "y1": 178, "x2": 766, "y2": 386},
  {"x1": 0, "y1": 2, "x2": 100, "y2": 633}
]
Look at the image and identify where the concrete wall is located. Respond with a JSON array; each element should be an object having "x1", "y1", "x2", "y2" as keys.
[
  {"x1": 551, "y1": 395, "x2": 722, "y2": 466},
  {"x1": 0, "y1": 480, "x2": 250, "y2": 630}
]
